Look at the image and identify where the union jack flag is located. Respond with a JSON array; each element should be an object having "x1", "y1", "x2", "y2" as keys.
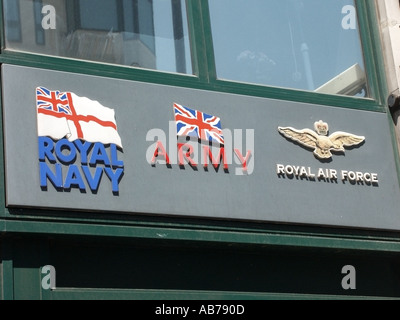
[
  {"x1": 37, "y1": 87, "x2": 71, "y2": 115},
  {"x1": 173, "y1": 103, "x2": 224, "y2": 145}
]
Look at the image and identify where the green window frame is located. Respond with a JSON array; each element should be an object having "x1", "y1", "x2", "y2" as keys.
[{"x1": 0, "y1": 0, "x2": 398, "y2": 253}]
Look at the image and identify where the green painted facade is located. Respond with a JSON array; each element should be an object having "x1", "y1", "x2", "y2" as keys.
[{"x1": 1, "y1": 0, "x2": 400, "y2": 300}]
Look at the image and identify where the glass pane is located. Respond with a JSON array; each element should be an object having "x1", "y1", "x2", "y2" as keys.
[
  {"x1": 3, "y1": 0, "x2": 21, "y2": 42},
  {"x1": 209, "y1": 0, "x2": 369, "y2": 97},
  {"x1": 3, "y1": 0, "x2": 193, "y2": 74}
]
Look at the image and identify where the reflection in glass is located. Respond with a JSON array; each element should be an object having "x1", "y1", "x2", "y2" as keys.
[
  {"x1": 4, "y1": 0, "x2": 21, "y2": 42},
  {"x1": 3, "y1": 0, "x2": 192, "y2": 74},
  {"x1": 209, "y1": 0, "x2": 369, "y2": 97}
]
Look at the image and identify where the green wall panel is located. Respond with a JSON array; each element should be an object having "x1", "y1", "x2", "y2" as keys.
[{"x1": 2, "y1": 235, "x2": 400, "y2": 300}]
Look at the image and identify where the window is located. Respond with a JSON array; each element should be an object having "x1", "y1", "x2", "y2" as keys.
[
  {"x1": 2, "y1": 1, "x2": 379, "y2": 101},
  {"x1": 208, "y1": 0, "x2": 369, "y2": 97},
  {"x1": 3, "y1": 0, "x2": 192, "y2": 74}
]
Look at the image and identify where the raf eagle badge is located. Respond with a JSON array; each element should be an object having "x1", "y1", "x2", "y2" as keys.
[{"x1": 278, "y1": 120, "x2": 365, "y2": 160}]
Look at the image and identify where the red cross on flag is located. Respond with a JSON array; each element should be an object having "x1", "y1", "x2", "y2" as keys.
[{"x1": 36, "y1": 87, "x2": 123, "y2": 148}]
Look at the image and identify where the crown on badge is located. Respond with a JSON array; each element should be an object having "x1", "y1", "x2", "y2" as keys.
[{"x1": 314, "y1": 120, "x2": 329, "y2": 136}]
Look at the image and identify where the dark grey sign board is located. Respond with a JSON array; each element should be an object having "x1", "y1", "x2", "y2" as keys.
[{"x1": 2, "y1": 64, "x2": 400, "y2": 231}]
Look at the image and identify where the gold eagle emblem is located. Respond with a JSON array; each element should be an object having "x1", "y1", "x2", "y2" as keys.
[{"x1": 278, "y1": 120, "x2": 365, "y2": 160}]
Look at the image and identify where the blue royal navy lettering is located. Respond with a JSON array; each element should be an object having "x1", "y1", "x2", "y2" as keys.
[{"x1": 38, "y1": 137, "x2": 124, "y2": 193}]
